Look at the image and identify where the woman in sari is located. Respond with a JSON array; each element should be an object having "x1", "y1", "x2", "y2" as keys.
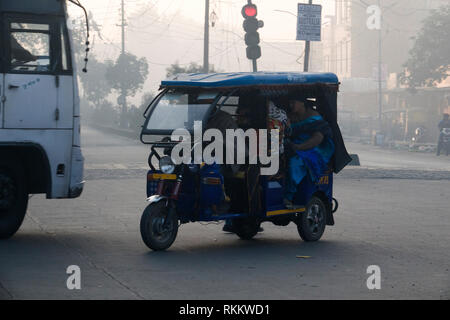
[{"x1": 284, "y1": 98, "x2": 335, "y2": 209}]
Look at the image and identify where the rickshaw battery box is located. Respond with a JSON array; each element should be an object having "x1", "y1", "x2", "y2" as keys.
[{"x1": 200, "y1": 164, "x2": 225, "y2": 207}]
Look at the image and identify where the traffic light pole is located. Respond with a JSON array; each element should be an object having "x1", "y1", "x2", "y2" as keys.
[
  {"x1": 303, "y1": 0, "x2": 313, "y2": 72},
  {"x1": 242, "y1": 1, "x2": 262, "y2": 73}
]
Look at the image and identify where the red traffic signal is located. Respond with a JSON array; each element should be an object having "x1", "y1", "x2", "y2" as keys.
[{"x1": 242, "y1": 4, "x2": 257, "y2": 18}]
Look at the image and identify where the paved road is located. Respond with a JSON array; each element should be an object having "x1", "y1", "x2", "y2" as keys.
[
  {"x1": 345, "y1": 141, "x2": 450, "y2": 171},
  {"x1": 0, "y1": 127, "x2": 449, "y2": 300}
]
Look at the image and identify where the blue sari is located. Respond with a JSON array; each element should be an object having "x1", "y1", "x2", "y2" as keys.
[{"x1": 286, "y1": 115, "x2": 335, "y2": 201}]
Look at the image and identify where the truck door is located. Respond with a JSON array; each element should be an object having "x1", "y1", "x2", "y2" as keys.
[
  {"x1": 0, "y1": 75, "x2": 3, "y2": 129},
  {"x1": 0, "y1": 20, "x2": 4, "y2": 128},
  {"x1": 3, "y1": 17, "x2": 59, "y2": 129}
]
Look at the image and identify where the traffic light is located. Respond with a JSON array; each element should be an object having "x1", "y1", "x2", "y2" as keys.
[{"x1": 242, "y1": 3, "x2": 263, "y2": 61}]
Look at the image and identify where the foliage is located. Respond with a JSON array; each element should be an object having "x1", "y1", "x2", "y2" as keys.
[
  {"x1": 105, "y1": 53, "x2": 149, "y2": 99},
  {"x1": 78, "y1": 56, "x2": 111, "y2": 107},
  {"x1": 401, "y1": 5, "x2": 450, "y2": 89},
  {"x1": 166, "y1": 62, "x2": 217, "y2": 77}
]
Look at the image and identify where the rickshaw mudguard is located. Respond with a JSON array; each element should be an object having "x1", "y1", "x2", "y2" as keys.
[
  {"x1": 286, "y1": 171, "x2": 335, "y2": 226},
  {"x1": 146, "y1": 195, "x2": 168, "y2": 205}
]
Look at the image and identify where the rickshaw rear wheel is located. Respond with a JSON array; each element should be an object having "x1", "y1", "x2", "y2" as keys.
[
  {"x1": 140, "y1": 201, "x2": 178, "y2": 251},
  {"x1": 297, "y1": 197, "x2": 326, "y2": 242},
  {"x1": 234, "y1": 218, "x2": 260, "y2": 240}
]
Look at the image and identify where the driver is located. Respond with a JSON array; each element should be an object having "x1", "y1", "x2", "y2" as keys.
[{"x1": 11, "y1": 36, "x2": 37, "y2": 63}]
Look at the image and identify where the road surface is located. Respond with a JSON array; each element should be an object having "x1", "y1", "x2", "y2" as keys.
[{"x1": 0, "y1": 127, "x2": 449, "y2": 300}]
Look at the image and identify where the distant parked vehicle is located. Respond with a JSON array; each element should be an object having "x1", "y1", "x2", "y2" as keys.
[{"x1": 412, "y1": 127, "x2": 427, "y2": 144}]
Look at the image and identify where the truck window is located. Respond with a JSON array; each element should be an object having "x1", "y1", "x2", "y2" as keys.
[
  {"x1": 9, "y1": 22, "x2": 52, "y2": 73},
  {"x1": 60, "y1": 23, "x2": 71, "y2": 72}
]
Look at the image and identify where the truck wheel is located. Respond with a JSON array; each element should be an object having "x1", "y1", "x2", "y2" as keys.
[
  {"x1": 297, "y1": 197, "x2": 326, "y2": 242},
  {"x1": 0, "y1": 166, "x2": 28, "y2": 239},
  {"x1": 234, "y1": 218, "x2": 260, "y2": 240},
  {"x1": 140, "y1": 201, "x2": 178, "y2": 251}
]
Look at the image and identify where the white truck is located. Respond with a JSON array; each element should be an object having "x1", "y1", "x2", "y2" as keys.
[{"x1": 0, "y1": 0, "x2": 86, "y2": 238}]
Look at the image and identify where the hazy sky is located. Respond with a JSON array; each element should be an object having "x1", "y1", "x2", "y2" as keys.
[
  {"x1": 69, "y1": 0, "x2": 336, "y2": 101},
  {"x1": 72, "y1": 0, "x2": 334, "y2": 42}
]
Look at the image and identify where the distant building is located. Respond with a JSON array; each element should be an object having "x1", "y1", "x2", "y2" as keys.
[
  {"x1": 321, "y1": 0, "x2": 449, "y2": 142},
  {"x1": 322, "y1": 0, "x2": 443, "y2": 81}
]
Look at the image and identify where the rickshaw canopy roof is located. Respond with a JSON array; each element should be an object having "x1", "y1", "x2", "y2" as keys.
[{"x1": 161, "y1": 72, "x2": 339, "y2": 89}]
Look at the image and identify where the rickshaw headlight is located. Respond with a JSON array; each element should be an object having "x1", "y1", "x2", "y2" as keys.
[{"x1": 159, "y1": 156, "x2": 176, "y2": 174}]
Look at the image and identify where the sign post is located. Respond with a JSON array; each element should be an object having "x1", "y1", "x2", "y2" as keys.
[{"x1": 297, "y1": 1, "x2": 322, "y2": 72}]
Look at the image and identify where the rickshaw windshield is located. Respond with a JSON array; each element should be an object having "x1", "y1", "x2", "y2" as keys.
[{"x1": 145, "y1": 91, "x2": 219, "y2": 132}]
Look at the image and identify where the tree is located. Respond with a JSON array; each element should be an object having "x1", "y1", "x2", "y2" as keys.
[
  {"x1": 127, "y1": 92, "x2": 155, "y2": 133},
  {"x1": 69, "y1": 13, "x2": 112, "y2": 113},
  {"x1": 69, "y1": 11, "x2": 102, "y2": 73},
  {"x1": 140, "y1": 92, "x2": 156, "y2": 110},
  {"x1": 401, "y1": 5, "x2": 450, "y2": 89},
  {"x1": 105, "y1": 53, "x2": 149, "y2": 99},
  {"x1": 166, "y1": 62, "x2": 217, "y2": 77},
  {"x1": 78, "y1": 56, "x2": 111, "y2": 108},
  {"x1": 105, "y1": 53, "x2": 149, "y2": 127}
]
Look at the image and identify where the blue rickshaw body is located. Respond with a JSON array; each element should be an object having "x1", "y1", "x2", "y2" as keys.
[
  {"x1": 146, "y1": 167, "x2": 334, "y2": 224},
  {"x1": 143, "y1": 72, "x2": 344, "y2": 226}
]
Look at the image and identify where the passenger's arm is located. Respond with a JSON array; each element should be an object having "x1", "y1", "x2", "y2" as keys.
[{"x1": 292, "y1": 132, "x2": 324, "y2": 151}]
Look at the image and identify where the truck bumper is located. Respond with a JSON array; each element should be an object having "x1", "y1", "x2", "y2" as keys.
[{"x1": 68, "y1": 146, "x2": 85, "y2": 199}]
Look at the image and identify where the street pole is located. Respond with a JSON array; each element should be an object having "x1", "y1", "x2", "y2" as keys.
[
  {"x1": 304, "y1": 40, "x2": 311, "y2": 72},
  {"x1": 120, "y1": 0, "x2": 127, "y2": 127},
  {"x1": 203, "y1": 0, "x2": 210, "y2": 73},
  {"x1": 121, "y1": 0, "x2": 125, "y2": 55},
  {"x1": 303, "y1": 0, "x2": 313, "y2": 72},
  {"x1": 378, "y1": 0, "x2": 383, "y2": 131}
]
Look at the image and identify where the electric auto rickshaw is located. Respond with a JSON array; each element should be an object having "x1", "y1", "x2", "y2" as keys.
[{"x1": 139, "y1": 72, "x2": 352, "y2": 251}]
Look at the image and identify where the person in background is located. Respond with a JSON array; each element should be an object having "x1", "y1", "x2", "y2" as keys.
[
  {"x1": 437, "y1": 113, "x2": 450, "y2": 156},
  {"x1": 284, "y1": 98, "x2": 335, "y2": 209}
]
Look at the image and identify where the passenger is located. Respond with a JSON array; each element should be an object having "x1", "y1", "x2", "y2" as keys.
[
  {"x1": 284, "y1": 98, "x2": 335, "y2": 209},
  {"x1": 268, "y1": 100, "x2": 289, "y2": 157}
]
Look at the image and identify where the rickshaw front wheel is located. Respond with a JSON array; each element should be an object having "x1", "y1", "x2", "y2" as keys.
[
  {"x1": 140, "y1": 201, "x2": 178, "y2": 251},
  {"x1": 297, "y1": 197, "x2": 326, "y2": 242}
]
